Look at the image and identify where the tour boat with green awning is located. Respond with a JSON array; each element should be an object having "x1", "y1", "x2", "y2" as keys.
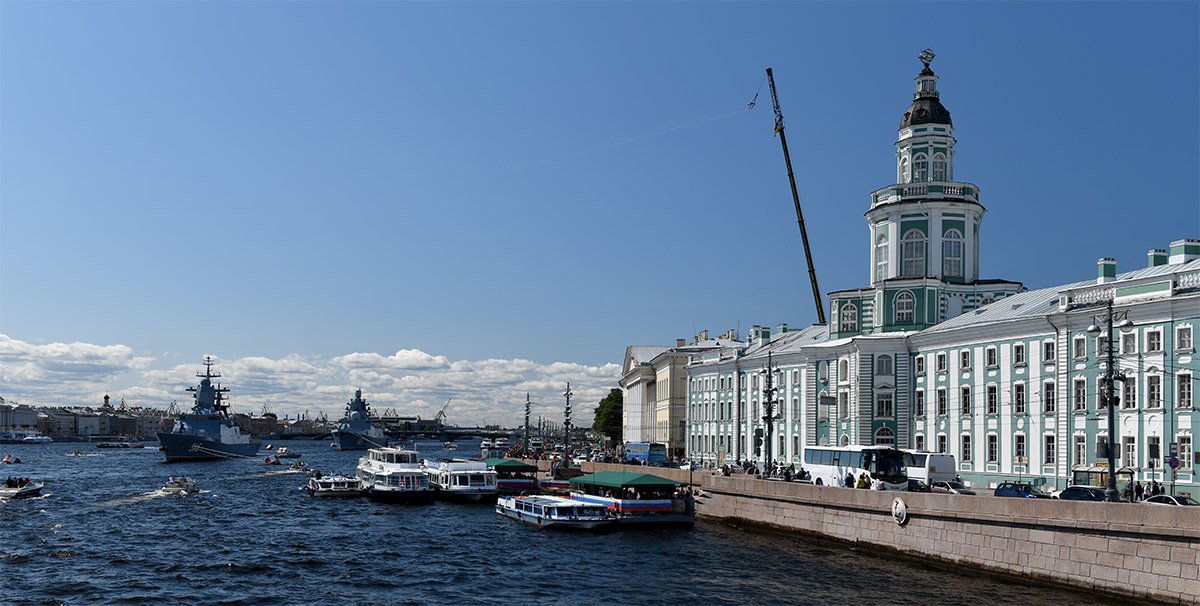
[
  {"x1": 485, "y1": 458, "x2": 539, "y2": 494},
  {"x1": 568, "y1": 471, "x2": 695, "y2": 527}
]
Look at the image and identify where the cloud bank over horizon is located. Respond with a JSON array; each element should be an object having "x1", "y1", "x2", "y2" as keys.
[{"x1": 0, "y1": 334, "x2": 621, "y2": 427}]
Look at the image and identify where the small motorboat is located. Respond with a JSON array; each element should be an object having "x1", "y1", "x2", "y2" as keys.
[
  {"x1": 275, "y1": 447, "x2": 301, "y2": 459},
  {"x1": 264, "y1": 455, "x2": 282, "y2": 465},
  {"x1": 0, "y1": 478, "x2": 42, "y2": 499},
  {"x1": 305, "y1": 473, "x2": 363, "y2": 497},
  {"x1": 442, "y1": 441, "x2": 458, "y2": 450},
  {"x1": 162, "y1": 476, "x2": 198, "y2": 495},
  {"x1": 288, "y1": 461, "x2": 310, "y2": 473}
]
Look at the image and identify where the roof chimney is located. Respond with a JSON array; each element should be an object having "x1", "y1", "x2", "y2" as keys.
[
  {"x1": 675, "y1": 338, "x2": 686, "y2": 348},
  {"x1": 776, "y1": 323, "x2": 788, "y2": 335},
  {"x1": 1147, "y1": 249, "x2": 1168, "y2": 268},
  {"x1": 1097, "y1": 258, "x2": 1116, "y2": 284},
  {"x1": 1168, "y1": 239, "x2": 1200, "y2": 265},
  {"x1": 698, "y1": 329, "x2": 709, "y2": 342}
]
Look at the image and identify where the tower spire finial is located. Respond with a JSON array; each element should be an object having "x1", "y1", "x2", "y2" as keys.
[{"x1": 918, "y1": 48, "x2": 935, "y2": 68}]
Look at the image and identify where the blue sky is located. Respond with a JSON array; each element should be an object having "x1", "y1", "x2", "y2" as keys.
[{"x1": 1, "y1": 2, "x2": 1197, "y2": 424}]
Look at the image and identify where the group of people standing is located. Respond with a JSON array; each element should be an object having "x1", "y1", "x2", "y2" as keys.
[{"x1": 1131, "y1": 480, "x2": 1167, "y2": 501}]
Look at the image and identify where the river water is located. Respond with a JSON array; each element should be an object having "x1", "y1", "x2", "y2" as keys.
[{"x1": 0, "y1": 440, "x2": 1112, "y2": 605}]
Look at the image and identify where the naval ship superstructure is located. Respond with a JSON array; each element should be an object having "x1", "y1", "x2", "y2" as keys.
[
  {"x1": 330, "y1": 389, "x2": 390, "y2": 450},
  {"x1": 157, "y1": 357, "x2": 261, "y2": 462}
]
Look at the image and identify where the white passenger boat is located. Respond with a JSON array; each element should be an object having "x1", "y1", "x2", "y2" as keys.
[
  {"x1": 356, "y1": 446, "x2": 434, "y2": 504},
  {"x1": 423, "y1": 459, "x2": 498, "y2": 502},
  {"x1": 495, "y1": 495, "x2": 613, "y2": 530},
  {"x1": 493, "y1": 437, "x2": 510, "y2": 450},
  {"x1": 0, "y1": 431, "x2": 53, "y2": 444},
  {"x1": 305, "y1": 473, "x2": 363, "y2": 497},
  {"x1": 480, "y1": 439, "x2": 494, "y2": 449},
  {"x1": 0, "y1": 478, "x2": 43, "y2": 499},
  {"x1": 162, "y1": 476, "x2": 198, "y2": 495},
  {"x1": 568, "y1": 471, "x2": 695, "y2": 527}
]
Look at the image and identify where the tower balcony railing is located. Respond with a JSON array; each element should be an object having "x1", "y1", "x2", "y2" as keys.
[{"x1": 870, "y1": 180, "x2": 980, "y2": 208}]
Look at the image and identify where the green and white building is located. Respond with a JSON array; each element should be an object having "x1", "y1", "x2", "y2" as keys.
[{"x1": 681, "y1": 54, "x2": 1199, "y2": 493}]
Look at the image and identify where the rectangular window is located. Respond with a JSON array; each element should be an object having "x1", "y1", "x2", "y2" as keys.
[
  {"x1": 915, "y1": 355, "x2": 925, "y2": 375},
  {"x1": 986, "y1": 385, "x2": 998, "y2": 415},
  {"x1": 838, "y1": 392, "x2": 849, "y2": 419},
  {"x1": 960, "y1": 350, "x2": 971, "y2": 370},
  {"x1": 1044, "y1": 435, "x2": 1056, "y2": 465},
  {"x1": 1014, "y1": 383, "x2": 1026, "y2": 415},
  {"x1": 915, "y1": 435, "x2": 925, "y2": 451},
  {"x1": 1179, "y1": 326, "x2": 1194, "y2": 351},
  {"x1": 985, "y1": 347, "x2": 997, "y2": 368},
  {"x1": 1043, "y1": 382, "x2": 1056, "y2": 414},
  {"x1": 1148, "y1": 436, "x2": 1161, "y2": 468},
  {"x1": 1180, "y1": 373, "x2": 1193, "y2": 409},
  {"x1": 914, "y1": 390, "x2": 925, "y2": 417},
  {"x1": 1122, "y1": 436, "x2": 1137, "y2": 468},
  {"x1": 961, "y1": 434, "x2": 972, "y2": 462},
  {"x1": 1147, "y1": 330, "x2": 1162, "y2": 353},
  {"x1": 792, "y1": 369, "x2": 799, "y2": 384},
  {"x1": 1097, "y1": 435, "x2": 1108, "y2": 461},
  {"x1": 1179, "y1": 435, "x2": 1193, "y2": 471},
  {"x1": 1073, "y1": 336, "x2": 1087, "y2": 359},
  {"x1": 1097, "y1": 336, "x2": 1109, "y2": 357},
  {"x1": 936, "y1": 353, "x2": 947, "y2": 372},
  {"x1": 1122, "y1": 379, "x2": 1136, "y2": 409},
  {"x1": 1148, "y1": 376, "x2": 1162, "y2": 409},
  {"x1": 1043, "y1": 342, "x2": 1056, "y2": 363},
  {"x1": 1013, "y1": 343, "x2": 1026, "y2": 366},
  {"x1": 1074, "y1": 435, "x2": 1087, "y2": 466},
  {"x1": 1073, "y1": 379, "x2": 1087, "y2": 411},
  {"x1": 937, "y1": 389, "x2": 947, "y2": 416},
  {"x1": 937, "y1": 434, "x2": 947, "y2": 454},
  {"x1": 1015, "y1": 434, "x2": 1027, "y2": 462},
  {"x1": 987, "y1": 434, "x2": 998, "y2": 463},
  {"x1": 876, "y1": 394, "x2": 893, "y2": 418},
  {"x1": 1121, "y1": 332, "x2": 1137, "y2": 355},
  {"x1": 961, "y1": 386, "x2": 972, "y2": 414}
]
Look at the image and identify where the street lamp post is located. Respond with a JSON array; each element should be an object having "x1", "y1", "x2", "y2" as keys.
[
  {"x1": 1087, "y1": 298, "x2": 1134, "y2": 502},
  {"x1": 759, "y1": 352, "x2": 783, "y2": 475}
]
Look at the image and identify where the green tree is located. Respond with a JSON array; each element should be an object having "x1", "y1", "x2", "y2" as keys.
[{"x1": 593, "y1": 388, "x2": 623, "y2": 444}]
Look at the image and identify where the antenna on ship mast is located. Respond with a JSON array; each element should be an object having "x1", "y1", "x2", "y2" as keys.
[{"x1": 766, "y1": 67, "x2": 826, "y2": 325}]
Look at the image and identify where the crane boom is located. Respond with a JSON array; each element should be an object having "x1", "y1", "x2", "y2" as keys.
[{"x1": 766, "y1": 67, "x2": 826, "y2": 325}]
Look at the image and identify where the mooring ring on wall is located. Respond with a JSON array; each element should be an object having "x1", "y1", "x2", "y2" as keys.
[{"x1": 892, "y1": 497, "x2": 909, "y2": 526}]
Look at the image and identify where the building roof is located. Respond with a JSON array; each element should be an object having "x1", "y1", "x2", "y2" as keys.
[
  {"x1": 485, "y1": 458, "x2": 538, "y2": 472},
  {"x1": 900, "y1": 95, "x2": 952, "y2": 129},
  {"x1": 923, "y1": 259, "x2": 1200, "y2": 334},
  {"x1": 627, "y1": 346, "x2": 670, "y2": 365}
]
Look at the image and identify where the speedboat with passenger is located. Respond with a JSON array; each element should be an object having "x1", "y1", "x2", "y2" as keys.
[
  {"x1": 305, "y1": 473, "x2": 363, "y2": 497},
  {"x1": 423, "y1": 458, "x2": 498, "y2": 502},
  {"x1": 495, "y1": 495, "x2": 612, "y2": 530},
  {"x1": 0, "y1": 477, "x2": 43, "y2": 499},
  {"x1": 356, "y1": 446, "x2": 435, "y2": 504},
  {"x1": 275, "y1": 447, "x2": 301, "y2": 459},
  {"x1": 162, "y1": 476, "x2": 198, "y2": 495}
]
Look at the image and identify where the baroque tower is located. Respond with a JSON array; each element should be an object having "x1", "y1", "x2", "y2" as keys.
[{"x1": 828, "y1": 50, "x2": 1023, "y2": 339}]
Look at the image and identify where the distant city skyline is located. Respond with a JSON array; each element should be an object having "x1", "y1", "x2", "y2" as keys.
[{"x1": 2, "y1": 2, "x2": 1197, "y2": 425}]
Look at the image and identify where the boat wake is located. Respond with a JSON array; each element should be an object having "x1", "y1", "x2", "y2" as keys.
[{"x1": 95, "y1": 489, "x2": 209, "y2": 508}]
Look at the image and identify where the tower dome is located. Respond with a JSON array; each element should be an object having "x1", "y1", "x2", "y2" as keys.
[{"x1": 899, "y1": 51, "x2": 952, "y2": 129}]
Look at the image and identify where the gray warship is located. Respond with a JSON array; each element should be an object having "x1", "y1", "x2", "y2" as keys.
[
  {"x1": 157, "y1": 357, "x2": 261, "y2": 462},
  {"x1": 330, "y1": 389, "x2": 389, "y2": 450}
]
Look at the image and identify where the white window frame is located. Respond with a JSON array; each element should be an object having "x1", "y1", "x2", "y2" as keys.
[
  {"x1": 1121, "y1": 332, "x2": 1137, "y2": 355},
  {"x1": 961, "y1": 434, "x2": 972, "y2": 462},
  {"x1": 1014, "y1": 434, "x2": 1027, "y2": 462},
  {"x1": 987, "y1": 434, "x2": 998, "y2": 463},
  {"x1": 1043, "y1": 341, "x2": 1056, "y2": 363},
  {"x1": 1014, "y1": 383, "x2": 1026, "y2": 415},
  {"x1": 914, "y1": 355, "x2": 925, "y2": 375},
  {"x1": 1177, "y1": 325, "x2": 1194, "y2": 351},
  {"x1": 960, "y1": 386, "x2": 972, "y2": 415},
  {"x1": 1146, "y1": 329, "x2": 1163, "y2": 353},
  {"x1": 985, "y1": 347, "x2": 997, "y2": 368},
  {"x1": 1043, "y1": 435, "x2": 1056, "y2": 465},
  {"x1": 913, "y1": 153, "x2": 929, "y2": 182},
  {"x1": 942, "y1": 229, "x2": 964, "y2": 278},
  {"x1": 1014, "y1": 343, "x2": 1026, "y2": 366},
  {"x1": 875, "y1": 392, "x2": 894, "y2": 418},
  {"x1": 1073, "y1": 434, "x2": 1087, "y2": 467},
  {"x1": 900, "y1": 230, "x2": 926, "y2": 277},
  {"x1": 875, "y1": 427, "x2": 895, "y2": 446},
  {"x1": 1073, "y1": 336, "x2": 1087, "y2": 359},
  {"x1": 1178, "y1": 434, "x2": 1193, "y2": 471},
  {"x1": 932, "y1": 153, "x2": 946, "y2": 181},
  {"x1": 960, "y1": 350, "x2": 971, "y2": 370},
  {"x1": 986, "y1": 384, "x2": 998, "y2": 415},
  {"x1": 936, "y1": 353, "x2": 947, "y2": 372},
  {"x1": 1122, "y1": 378, "x2": 1137, "y2": 410},
  {"x1": 875, "y1": 234, "x2": 889, "y2": 282},
  {"x1": 1147, "y1": 374, "x2": 1162, "y2": 409},
  {"x1": 877, "y1": 355, "x2": 893, "y2": 376},
  {"x1": 1043, "y1": 381, "x2": 1056, "y2": 414},
  {"x1": 839, "y1": 303, "x2": 858, "y2": 333},
  {"x1": 914, "y1": 390, "x2": 925, "y2": 417},
  {"x1": 894, "y1": 291, "x2": 914, "y2": 324},
  {"x1": 1179, "y1": 372, "x2": 1193, "y2": 409},
  {"x1": 937, "y1": 388, "x2": 948, "y2": 416},
  {"x1": 1073, "y1": 378, "x2": 1087, "y2": 411}
]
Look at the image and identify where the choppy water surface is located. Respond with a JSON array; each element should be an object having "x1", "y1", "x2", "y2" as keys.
[{"x1": 1, "y1": 441, "x2": 1109, "y2": 605}]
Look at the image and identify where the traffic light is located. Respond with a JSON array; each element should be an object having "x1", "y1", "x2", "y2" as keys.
[{"x1": 754, "y1": 428, "x2": 764, "y2": 452}]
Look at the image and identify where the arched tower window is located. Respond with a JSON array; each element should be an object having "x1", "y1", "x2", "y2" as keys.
[
  {"x1": 900, "y1": 157, "x2": 910, "y2": 184},
  {"x1": 894, "y1": 291, "x2": 914, "y2": 324},
  {"x1": 943, "y1": 229, "x2": 964, "y2": 278},
  {"x1": 877, "y1": 355, "x2": 893, "y2": 375},
  {"x1": 875, "y1": 427, "x2": 895, "y2": 446},
  {"x1": 900, "y1": 229, "x2": 926, "y2": 277},
  {"x1": 913, "y1": 153, "x2": 929, "y2": 182},
  {"x1": 839, "y1": 303, "x2": 858, "y2": 333},
  {"x1": 932, "y1": 153, "x2": 946, "y2": 181},
  {"x1": 875, "y1": 233, "x2": 889, "y2": 282}
]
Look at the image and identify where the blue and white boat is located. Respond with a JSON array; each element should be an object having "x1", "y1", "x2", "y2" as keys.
[
  {"x1": 330, "y1": 389, "x2": 389, "y2": 450},
  {"x1": 157, "y1": 357, "x2": 261, "y2": 463},
  {"x1": 495, "y1": 495, "x2": 612, "y2": 530}
]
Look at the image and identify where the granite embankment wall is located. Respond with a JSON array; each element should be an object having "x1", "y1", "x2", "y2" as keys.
[{"x1": 553, "y1": 462, "x2": 1200, "y2": 604}]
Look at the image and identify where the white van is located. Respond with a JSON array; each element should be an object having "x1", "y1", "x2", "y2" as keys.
[{"x1": 904, "y1": 451, "x2": 957, "y2": 483}]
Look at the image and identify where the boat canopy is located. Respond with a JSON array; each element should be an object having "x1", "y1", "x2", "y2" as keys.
[
  {"x1": 569, "y1": 471, "x2": 683, "y2": 490},
  {"x1": 485, "y1": 458, "x2": 537, "y2": 472}
]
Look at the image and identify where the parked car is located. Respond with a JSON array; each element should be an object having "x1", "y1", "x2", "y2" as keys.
[
  {"x1": 1143, "y1": 494, "x2": 1200, "y2": 506},
  {"x1": 931, "y1": 480, "x2": 976, "y2": 495},
  {"x1": 1051, "y1": 485, "x2": 1107, "y2": 501},
  {"x1": 907, "y1": 479, "x2": 931, "y2": 492},
  {"x1": 994, "y1": 481, "x2": 1049, "y2": 499}
]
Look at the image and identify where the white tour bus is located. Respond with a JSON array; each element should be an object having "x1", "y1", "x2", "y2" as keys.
[
  {"x1": 902, "y1": 450, "x2": 957, "y2": 484},
  {"x1": 801, "y1": 445, "x2": 908, "y2": 490}
]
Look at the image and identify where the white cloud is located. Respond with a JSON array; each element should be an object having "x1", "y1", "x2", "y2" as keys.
[{"x1": 0, "y1": 334, "x2": 620, "y2": 426}]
